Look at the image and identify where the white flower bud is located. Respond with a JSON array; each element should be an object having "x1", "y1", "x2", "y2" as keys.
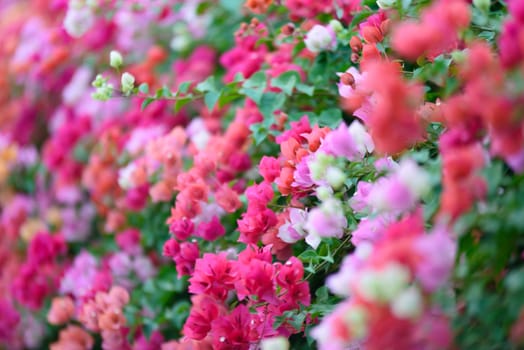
[
  {"x1": 316, "y1": 186, "x2": 333, "y2": 202},
  {"x1": 342, "y1": 306, "x2": 368, "y2": 339},
  {"x1": 378, "y1": 263, "x2": 411, "y2": 302},
  {"x1": 358, "y1": 263, "x2": 411, "y2": 303},
  {"x1": 329, "y1": 19, "x2": 343, "y2": 33},
  {"x1": 121, "y1": 72, "x2": 135, "y2": 95},
  {"x1": 261, "y1": 336, "x2": 289, "y2": 350},
  {"x1": 326, "y1": 166, "x2": 346, "y2": 189},
  {"x1": 377, "y1": 0, "x2": 397, "y2": 9},
  {"x1": 391, "y1": 285, "x2": 423, "y2": 320},
  {"x1": 110, "y1": 50, "x2": 123, "y2": 69}
]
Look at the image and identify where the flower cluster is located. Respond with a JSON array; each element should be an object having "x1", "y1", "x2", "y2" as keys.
[{"x1": 1, "y1": 0, "x2": 524, "y2": 349}]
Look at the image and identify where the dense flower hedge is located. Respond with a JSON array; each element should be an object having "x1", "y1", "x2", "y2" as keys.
[{"x1": 1, "y1": 0, "x2": 524, "y2": 349}]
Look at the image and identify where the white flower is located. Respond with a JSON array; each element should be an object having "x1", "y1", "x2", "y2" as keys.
[
  {"x1": 348, "y1": 120, "x2": 375, "y2": 155},
  {"x1": 397, "y1": 158, "x2": 430, "y2": 198},
  {"x1": 304, "y1": 25, "x2": 337, "y2": 53},
  {"x1": 118, "y1": 163, "x2": 136, "y2": 190},
  {"x1": 63, "y1": 6, "x2": 94, "y2": 38},
  {"x1": 391, "y1": 285, "x2": 423, "y2": 319}
]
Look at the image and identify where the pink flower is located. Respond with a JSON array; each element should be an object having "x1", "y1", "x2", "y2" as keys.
[
  {"x1": 351, "y1": 215, "x2": 392, "y2": 245},
  {"x1": 305, "y1": 199, "x2": 347, "y2": 248},
  {"x1": 259, "y1": 156, "x2": 281, "y2": 183},
  {"x1": 28, "y1": 232, "x2": 66, "y2": 265},
  {"x1": 304, "y1": 25, "x2": 337, "y2": 53},
  {"x1": 189, "y1": 253, "x2": 237, "y2": 301},
  {"x1": 0, "y1": 300, "x2": 20, "y2": 343},
  {"x1": 285, "y1": 0, "x2": 332, "y2": 19},
  {"x1": 210, "y1": 305, "x2": 258, "y2": 350},
  {"x1": 116, "y1": 228, "x2": 142, "y2": 255},
  {"x1": 169, "y1": 218, "x2": 195, "y2": 241},
  {"x1": 320, "y1": 121, "x2": 374, "y2": 161},
  {"x1": 184, "y1": 295, "x2": 225, "y2": 340},
  {"x1": 195, "y1": 216, "x2": 225, "y2": 241},
  {"x1": 173, "y1": 241, "x2": 200, "y2": 277},
  {"x1": 234, "y1": 258, "x2": 276, "y2": 302},
  {"x1": 238, "y1": 208, "x2": 278, "y2": 244},
  {"x1": 366, "y1": 177, "x2": 415, "y2": 214},
  {"x1": 277, "y1": 208, "x2": 308, "y2": 244},
  {"x1": 215, "y1": 184, "x2": 242, "y2": 213},
  {"x1": 414, "y1": 227, "x2": 456, "y2": 292}
]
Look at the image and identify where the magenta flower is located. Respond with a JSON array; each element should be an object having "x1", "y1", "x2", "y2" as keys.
[{"x1": 189, "y1": 253, "x2": 237, "y2": 301}]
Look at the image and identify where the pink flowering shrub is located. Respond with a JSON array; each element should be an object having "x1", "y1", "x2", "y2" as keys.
[{"x1": 0, "y1": 0, "x2": 524, "y2": 349}]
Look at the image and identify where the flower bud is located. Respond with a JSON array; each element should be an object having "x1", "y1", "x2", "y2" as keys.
[
  {"x1": 397, "y1": 159, "x2": 430, "y2": 198},
  {"x1": 340, "y1": 73, "x2": 355, "y2": 86},
  {"x1": 121, "y1": 72, "x2": 135, "y2": 95},
  {"x1": 326, "y1": 166, "x2": 346, "y2": 189},
  {"x1": 473, "y1": 0, "x2": 490, "y2": 13},
  {"x1": 349, "y1": 36, "x2": 362, "y2": 52},
  {"x1": 109, "y1": 50, "x2": 123, "y2": 68},
  {"x1": 361, "y1": 26, "x2": 383, "y2": 44},
  {"x1": 92, "y1": 74, "x2": 105, "y2": 88},
  {"x1": 304, "y1": 25, "x2": 337, "y2": 53},
  {"x1": 261, "y1": 336, "x2": 289, "y2": 350},
  {"x1": 281, "y1": 23, "x2": 295, "y2": 35},
  {"x1": 316, "y1": 186, "x2": 333, "y2": 202},
  {"x1": 377, "y1": 0, "x2": 397, "y2": 9},
  {"x1": 309, "y1": 153, "x2": 334, "y2": 181},
  {"x1": 329, "y1": 19, "x2": 343, "y2": 33},
  {"x1": 391, "y1": 286, "x2": 423, "y2": 319},
  {"x1": 342, "y1": 306, "x2": 368, "y2": 339}
]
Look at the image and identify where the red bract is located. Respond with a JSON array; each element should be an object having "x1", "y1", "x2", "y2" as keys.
[
  {"x1": 361, "y1": 61, "x2": 425, "y2": 154},
  {"x1": 391, "y1": 0, "x2": 470, "y2": 61}
]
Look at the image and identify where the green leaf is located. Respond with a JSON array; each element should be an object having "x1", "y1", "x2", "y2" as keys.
[
  {"x1": 315, "y1": 286, "x2": 330, "y2": 303},
  {"x1": 204, "y1": 91, "x2": 221, "y2": 110},
  {"x1": 178, "y1": 81, "x2": 192, "y2": 94},
  {"x1": 250, "y1": 123, "x2": 269, "y2": 145},
  {"x1": 156, "y1": 85, "x2": 173, "y2": 98},
  {"x1": 174, "y1": 95, "x2": 193, "y2": 112},
  {"x1": 318, "y1": 108, "x2": 343, "y2": 128},
  {"x1": 138, "y1": 83, "x2": 149, "y2": 94},
  {"x1": 240, "y1": 71, "x2": 267, "y2": 104},
  {"x1": 243, "y1": 71, "x2": 267, "y2": 89},
  {"x1": 141, "y1": 97, "x2": 155, "y2": 110},
  {"x1": 196, "y1": 76, "x2": 218, "y2": 93},
  {"x1": 296, "y1": 83, "x2": 314, "y2": 96},
  {"x1": 271, "y1": 71, "x2": 300, "y2": 96},
  {"x1": 289, "y1": 312, "x2": 306, "y2": 331},
  {"x1": 259, "y1": 92, "x2": 286, "y2": 119},
  {"x1": 219, "y1": 0, "x2": 243, "y2": 12}
]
